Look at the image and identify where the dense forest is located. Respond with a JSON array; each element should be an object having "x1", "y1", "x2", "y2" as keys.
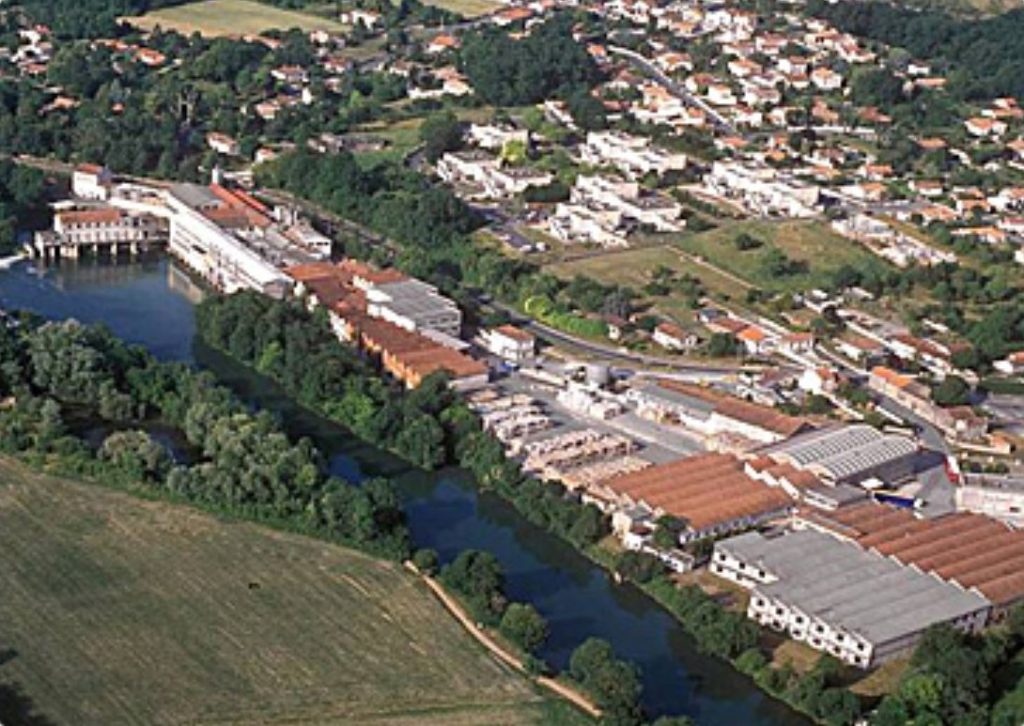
[
  {"x1": 0, "y1": 160, "x2": 46, "y2": 255},
  {"x1": 0, "y1": 314, "x2": 411, "y2": 559},
  {"x1": 458, "y1": 15, "x2": 604, "y2": 106},
  {"x1": 808, "y1": 0, "x2": 1024, "y2": 99}
]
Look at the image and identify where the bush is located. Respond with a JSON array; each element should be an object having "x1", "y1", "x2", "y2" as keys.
[{"x1": 412, "y1": 547, "x2": 440, "y2": 575}]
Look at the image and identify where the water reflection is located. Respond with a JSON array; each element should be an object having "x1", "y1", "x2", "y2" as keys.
[{"x1": 0, "y1": 257, "x2": 807, "y2": 725}]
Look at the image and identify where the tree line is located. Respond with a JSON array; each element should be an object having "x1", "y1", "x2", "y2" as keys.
[{"x1": 0, "y1": 315, "x2": 411, "y2": 560}]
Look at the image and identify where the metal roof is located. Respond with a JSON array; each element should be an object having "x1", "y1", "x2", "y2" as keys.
[{"x1": 725, "y1": 530, "x2": 990, "y2": 646}]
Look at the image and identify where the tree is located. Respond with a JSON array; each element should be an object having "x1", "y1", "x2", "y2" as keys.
[
  {"x1": 734, "y1": 232, "x2": 763, "y2": 251},
  {"x1": 412, "y1": 547, "x2": 439, "y2": 575},
  {"x1": 568, "y1": 638, "x2": 643, "y2": 723},
  {"x1": 441, "y1": 549, "x2": 507, "y2": 620},
  {"x1": 652, "y1": 515, "x2": 686, "y2": 550},
  {"x1": 499, "y1": 602, "x2": 549, "y2": 653},
  {"x1": 931, "y1": 375, "x2": 970, "y2": 407},
  {"x1": 419, "y1": 110, "x2": 463, "y2": 163},
  {"x1": 706, "y1": 333, "x2": 740, "y2": 357}
]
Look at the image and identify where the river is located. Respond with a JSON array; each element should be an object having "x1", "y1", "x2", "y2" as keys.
[{"x1": 0, "y1": 257, "x2": 806, "y2": 725}]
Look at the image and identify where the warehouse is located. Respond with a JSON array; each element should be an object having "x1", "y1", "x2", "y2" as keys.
[
  {"x1": 796, "y1": 501, "x2": 1024, "y2": 616},
  {"x1": 592, "y1": 453, "x2": 794, "y2": 543},
  {"x1": 761, "y1": 424, "x2": 919, "y2": 486},
  {"x1": 713, "y1": 529, "x2": 990, "y2": 668}
]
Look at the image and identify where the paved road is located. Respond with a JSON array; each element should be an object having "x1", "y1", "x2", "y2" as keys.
[{"x1": 608, "y1": 46, "x2": 740, "y2": 137}]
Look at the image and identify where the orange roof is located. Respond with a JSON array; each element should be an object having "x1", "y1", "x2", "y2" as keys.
[
  {"x1": 494, "y1": 324, "x2": 534, "y2": 343},
  {"x1": 870, "y1": 365, "x2": 912, "y2": 389},
  {"x1": 57, "y1": 208, "x2": 122, "y2": 224},
  {"x1": 737, "y1": 326, "x2": 767, "y2": 342},
  {"x1": 658, "y1": 380, "x2": 810, "y2": 437}
]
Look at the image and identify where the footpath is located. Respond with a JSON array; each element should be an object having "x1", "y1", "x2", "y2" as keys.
[{"x1": 407, "y1": 563, "x2": 603, "y2": 720}]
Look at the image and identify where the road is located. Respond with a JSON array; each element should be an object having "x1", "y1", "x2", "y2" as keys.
[{"x1": 608, "y1": 46, "x2": 740, "y2": 137}]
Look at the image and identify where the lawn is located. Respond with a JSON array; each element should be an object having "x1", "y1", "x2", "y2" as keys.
[
  {"x1": 0, "y1": 457, "x2": 569, "y2": 726},
  {"x1": 544, "y1": 244, "x2": 754, "y2": 324},
  {"x1": 421, "y1": 0, "x2": 502, "y2": 16},
  {"x1": 663, "y1": 218, "x2": 884, "y2": 294},
  {"x1": 126, "y1": 0, "x2": 346, "y2": 37}
]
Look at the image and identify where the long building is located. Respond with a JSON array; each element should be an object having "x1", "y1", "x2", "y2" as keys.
[
  {"x1": 165, "y1": 184, "x2": 292, "y2": 298},
  {"x1": 286, "y1": 261, "x2": 486, "y2": 390},
  {"x1": 795, "y1": 501, "x2": 1024, "y2": 616},
  {"x1": 713, "y1": 529, "x2": 989, "y2": 668},
  {"x1": 592, "y1": 452, "x2": 794, "y2": 543}
]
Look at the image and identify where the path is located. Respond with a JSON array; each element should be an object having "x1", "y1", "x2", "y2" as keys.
[{"x1": 412, "y1": 566, "x2": 603, "y2": 720}]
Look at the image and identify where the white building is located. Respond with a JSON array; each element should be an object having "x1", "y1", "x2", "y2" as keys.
[
  {"x1": 71, "y1": 164, "x2": 113, "y2": 201},
  {"x1": 580, "y1": 130, "x2": 687, "y2": 179},
  {"x1": 365, "y1": 278, "x2": 462, "y2": 337},
  {"x1": 706, "y1": 162, "x2": 819, "y2": 218},
  {"x1": 713, "y1": 529, "x2": 990, "y2": 668},
  {"x1": 481, "y1": 325, "x2": 536, "y2": 362}
]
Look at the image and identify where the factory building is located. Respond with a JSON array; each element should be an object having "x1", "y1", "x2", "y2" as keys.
[
  {"x1": 592, "y1": 453, "x2": 794, "y2": 544},
  {"x1": 165, "y1": 184, "x2": 292, "y2": 298},
  {"x1": 758, "y1": 424, "x2": 919, "y2": 487},
  {"x1": 796, "y1": 501, "x2": 1024, "y2": 617},
  {"x1": 713, "y1": 529, "x2": 990, "y2": 668}
]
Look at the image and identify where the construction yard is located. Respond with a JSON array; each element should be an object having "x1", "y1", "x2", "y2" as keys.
[
  {"x1": 0, "y1": 458, "x2": 575, "y2": 726},
  {"x1": 126, "y1": 0, "x2": 346, "y2": 37}
]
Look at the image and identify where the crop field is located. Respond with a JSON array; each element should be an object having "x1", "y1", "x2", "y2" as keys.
[
  {"x1": 127, "y1": 0, "x2": 346, "y2": 37},
  {"x1": 0, "y1": 458, "x2": 564, "y2": 725}
]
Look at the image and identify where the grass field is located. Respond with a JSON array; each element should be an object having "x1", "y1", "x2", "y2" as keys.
[
  {"x1": 421, "y1": 0, "x2": 502, "y2": 16},
  {"x1": 127, "y1": 0, "x2": 346, "y2": 37},
  {"x1": 0, "y1": 458, "x2": 572, "y2": 725},
  {"x1": 665, "y1": 219, "x2": 881, "y2": 294}
]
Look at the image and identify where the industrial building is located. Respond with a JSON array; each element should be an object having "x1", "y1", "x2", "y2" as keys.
[
  {"x1": 165, "y1": 184, "x2": 293, "y2": 298},
  {"x1": 33, "y1": 207, "x2": 166, "y2": 258},
  {"x1": 285, "y1": 261, "x2": 485, "y2": 390},
  {"x1": 795, "y1": 501, "x2": 1024, "y2": 616},
  {"x1": 713, "y1": 529, "x2": 990, "y2": 668},
  {"x1": 627, "y1": 380, "x2": 812, "y2": 448},
  {"x1": 593, "y1": 453, "x2": 794, "y2": 543},
  {"x1": 758, "y1": 424, "x2": 919, "y2": 487}
]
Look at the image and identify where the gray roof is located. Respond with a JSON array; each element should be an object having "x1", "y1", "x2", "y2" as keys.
[
  {"x1": 764, "y1": 424, "x2": 917, "y2": 482},
  {"x1": 169, "y1": 183, "x2": 220, "y2": 210},
  {"x1": 634, "y1": 381, "x2": 715, "y2": 417},
  {"x1": 724, "y1": 529, "x2": 990, "y2": 647},
  {"x1": 372, "y1": 279, "x2": 459, "y2": 318}
]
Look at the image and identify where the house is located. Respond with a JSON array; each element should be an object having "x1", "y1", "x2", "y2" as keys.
[
  {"x1": 965, "y1": 117, "x2": 1007, "y2": 137},
  {"x1": 71, "y1": 163, "x2": 113, "y2": 200},
  {"x1": 780, "y1": 332, "x2": 814, "y2": 354},
  {"x1": 653, "y1": 322, "x2": 698, "y2": 351},
  {"x1": 481, "y1": 325, "x2": 536, "y2": 362},
  {"x1": 994, "y1": 351, "x2": 1024, "y2": 375},
  {"x1": 426, "y1": 34, "x2": 460, "y2": 54},
  {"x1": 810, "y1": 67, "x2": 842, "y2": 91},
  {"x1": 736, "y1": 325, "x2": 773, "y2": 355},
  {"x1": 207, "y1": 132, "x2": 240, "y2": 156}
]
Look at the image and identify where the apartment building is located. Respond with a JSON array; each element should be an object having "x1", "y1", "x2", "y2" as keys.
[
  {"x1": 705, "y1": 162, "x2": 819, "y2": 217},
  {"x1": 580, "y1": 130, "x2": 687, "y2": 179}
]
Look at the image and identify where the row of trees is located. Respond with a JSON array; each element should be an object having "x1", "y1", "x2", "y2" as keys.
[
  {"x1": 0, "y1": 316, "x2": 411, "y2": 560},
  {"x1": 196, "y1": 291, "x2": 457, "y2": 469}
]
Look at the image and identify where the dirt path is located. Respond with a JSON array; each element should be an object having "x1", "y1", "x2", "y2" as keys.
[{"x1": 412, "y1": 566, "x2": 603, "y2": 720}]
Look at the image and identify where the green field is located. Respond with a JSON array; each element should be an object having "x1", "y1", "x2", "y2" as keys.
[
  {"x1": 664, "y1": 219, "x2": 882, "y2": 293},
  {"x1": 0, "y1": 458, "x2": 571, "y2": 725},
  {"x1": 421, "y1": 0, "x2": 502, "y2": 16},
  {"x1": 127, "y1": 0, "x2": 346, "y2": 37}
]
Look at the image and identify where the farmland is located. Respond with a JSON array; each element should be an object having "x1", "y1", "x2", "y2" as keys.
[
  {"x1": 126, "y1": 0, "x2": 346, "y2": 37},
  {"x1": 0, "y1": 458, "x2": 571, "y2": 725}
]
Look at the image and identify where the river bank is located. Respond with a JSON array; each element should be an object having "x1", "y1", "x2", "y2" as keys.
[{"x1": 0, "y1": 257, "x2": 807, "y2": 725}]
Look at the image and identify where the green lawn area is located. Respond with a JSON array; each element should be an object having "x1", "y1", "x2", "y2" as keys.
[
  {"x1": 544, "y1": 244, "x2": 755, "y2": 325},
  {"x1": 421, "y1": 0, "x2": 502, "y2": 16},
  {"x1": 127, "y1": 0, "x2": 346, "y2": 37},
  {"x1": 663, "y1": 219, "x2": 884, "y2": 293},
  {"x1": 0, "y1": 457, "x2": 572, "y2": 726}
]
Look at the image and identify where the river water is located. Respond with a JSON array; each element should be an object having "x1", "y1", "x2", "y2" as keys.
[{"x1": 0, "y1": 257, "x2": 806, "y2": 725}]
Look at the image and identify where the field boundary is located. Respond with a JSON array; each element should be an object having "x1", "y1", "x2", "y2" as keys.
[{"x1": 410, "y1": 564, "x2": 602, "y2": 719}]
